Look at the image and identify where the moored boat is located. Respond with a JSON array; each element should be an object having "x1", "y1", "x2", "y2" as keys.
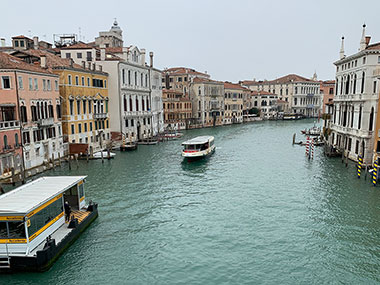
[
  {"x1": 93, "y1": 151, "x2": 116, "y2": 158},
  {"x1": 0, "y1": 176, "x2": 98, "y2": 272},
  {"x1": 182, "y1": 136, "x2": 215, "y2": 161}
]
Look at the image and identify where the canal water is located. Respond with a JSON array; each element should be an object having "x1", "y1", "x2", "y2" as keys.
[{"x1": 2, "y1": 120, "x2": 380, "y2": 284}]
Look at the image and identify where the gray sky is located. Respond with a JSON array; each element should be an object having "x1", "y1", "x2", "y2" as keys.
[{"x1": 2, "y1": 0, "x2": 380, "y2": 82}]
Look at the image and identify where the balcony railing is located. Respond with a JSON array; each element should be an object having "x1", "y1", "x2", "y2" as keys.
[
  {"x1": 0, "y1": 120, "x2": 20, "y2": 130},
  {"x1": 93, "y1": 113, "x2": 107, "y2": 119},
  {"x1": 38, "y1": 117, "x2": 54, "y2": 127}
]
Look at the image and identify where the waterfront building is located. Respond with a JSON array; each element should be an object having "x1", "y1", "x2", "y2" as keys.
[
  {"x1": 189, "y1": 77, "x2": 224, "y2": 127},
  {"x1": 251, "y1": 91, "x2": 279, "y2": 119},
  {"x1": 241, "y1": 74, "x2": 322, "y2": 117},
  {"x1": 329, "y1": 25, "x2": 380, "y2": 164},
  {"x1": 11, "y1": 47, "x2": 110, "y2": 155},
  {"x1": 320, "y1": 80, "x2": 335, "y2": 114},
  {"x1": 0, "y1": 51, "x2": 64, "y2": 173},
  {"x1": 223, "y1": 82, "x2": 246, "y2": 124},
  {"x1": 162, "y1": 89, "x2": 192, "y2": 130},
  {"x1": 60, "y1": 21, "x2": 164, "y2": 142}
]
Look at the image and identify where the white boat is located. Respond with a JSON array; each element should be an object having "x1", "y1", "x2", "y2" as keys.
[
  {"x1": 93, "y1": 151, "x2": 116, "y2": 159},
  {"x1": 181, "y1": 136, "x2": 215, "y2": 160}
]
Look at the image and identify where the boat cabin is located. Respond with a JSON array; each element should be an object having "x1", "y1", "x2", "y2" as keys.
[
  {"x1": 182, "y1": 136, "x2": 214, "y2": 152},
  {"x1": 0, "y1": 176, "x2": 86, "y2": 257}
]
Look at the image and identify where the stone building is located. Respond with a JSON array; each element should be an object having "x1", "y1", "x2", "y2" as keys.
[
  {"x1": 223, "y1": 82, "x2": 246, "y2": 124},
  {"x1": 162, "y1": 89, "x2": 192, "y2": 130},
  {"x1": 251, "y1": 91, "x2": 279, "y2": 119},
  {"x1": 329, "y1": 25, "x2": 380, "y2": 164},
  {"x1": 189, "y1": 78, "x2": 224, "y2": 127}
]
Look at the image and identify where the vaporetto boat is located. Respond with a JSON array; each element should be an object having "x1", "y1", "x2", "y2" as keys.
[
  {"x1": 0, "y1": 176, "x2": 98, "y2": 272},
  {"x1": 181, "y1": 136, "x2": 215, "y2": 160}
]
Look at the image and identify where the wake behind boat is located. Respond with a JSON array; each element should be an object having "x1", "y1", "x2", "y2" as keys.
[{"x1": 182, "y1": 136, "x2": 215, "y2": 161}]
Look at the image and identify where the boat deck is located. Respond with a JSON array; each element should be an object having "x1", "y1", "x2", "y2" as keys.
[{"x1": 28, "y1": 210, "x2": 90, "y2": 257}]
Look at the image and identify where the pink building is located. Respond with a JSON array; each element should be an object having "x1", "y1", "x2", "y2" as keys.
[{"x1": 0, "y1": 52, "x2": 63, "y2": 175}]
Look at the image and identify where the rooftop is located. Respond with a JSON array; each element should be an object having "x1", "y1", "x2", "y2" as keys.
[
  {"x1": 182, "y1": 136, "x2": 214, "y2": 145},
  {"x1": 0, "y1": 176, "x2": 86, "y2": 215},
  {"x1": 0, "y1": 52, "x2": 54, "y2": 74}
]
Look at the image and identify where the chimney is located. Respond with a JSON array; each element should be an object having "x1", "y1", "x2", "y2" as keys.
[
  {"x1": 365, "y1": 36, "x2": 371, "y2": 47},
  {"x1": 92, "y1": 63, "x2": 96, "y2": 71},
  {"x1": 0, "y1": 38, "x2": 5, "y2": 47},
  {"x1": 40, "y1": 55, "x2": 47, "y2": 68},
  {"x1": 340, "y1": 36, "x2": 345, "y2": 59},
  {"x1": 87, "y1": 62, "x2": 91, "y2": 70},
  {"x1": 141, "y1": 48, "x2": 146, "y2": 65},
  {"x1": 82, "y1": 61, "x2": 86, "y2": 69},
  {"x1": 100, "y1": 48, "x2": 105, "y2": 61},
  {"x1": 149, "y1": 51, "x2": 153, "y2": 67},
  {"x1": 359, "y1": 24, "x2": 367, "y2": 51},
  {"x1": 70, "y1": 58, "x2": 74, "y2": 67},
  {"x1": 33, "y1": 36, "x2": 39, "y2": 50},
  {"x1": 99, "y1": 65, "x2": 102, "y2": 72}
]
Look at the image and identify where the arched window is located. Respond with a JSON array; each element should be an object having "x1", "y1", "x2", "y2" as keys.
[
  {"x1": 345, "y1": 74, "x2": 350, "y2": 94},
  {"x1": 128, "y1": 70, "x2": 131, "y2": 85},
  {"x1": 369, "y1": 107, "x2": 374, "y2": 131},
  {"x1": 135, "y1": 72, "x2": 138, "y2": 86},
  {"x1": 3, "y1": 135, "x2": 8, "y2": 148},
  {"x1": 56, "y1": 104, "x2": 61, "y2": 119},
  {"x1": 122, "y1": 69, "x2": 125, "y2": 85},
  {"x1": 129, "y1": 97, "x2": 133, "y2": 111},
  {"x1": 124, "y1": 96, "x2": 127, "y2": 111},
  {"x1": 142, "y1": 98, "x2": 145, "y2": 111},
  {"x1": 135, "y1": 98, "x2": 139, "y2": 111},
  {"x1": 358, "y1": 105, "x2": 362, "y2": 129},
  {"x1": 361, "y1": 72, "x2": 365, "y2": 93},
  {"x1": 15, "y1": 133, "x2": 19, "y2": 147},
  {"x1": 351, "y1": 106, "x2": 354, "y2": 128},
  {"x1": 48, "y1": 104, "x2": 54, "y2": 118},
  {"x1": 353, "y1": 74, "x2": 357, "y2": 94},
  {"x1": 21, "y1": 106, "x2": 27, "y2": 122}
]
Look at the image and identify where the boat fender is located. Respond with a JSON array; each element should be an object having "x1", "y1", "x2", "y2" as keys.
[{"x1": 87, "y1": 201, "x2": 98, "y2": 212}]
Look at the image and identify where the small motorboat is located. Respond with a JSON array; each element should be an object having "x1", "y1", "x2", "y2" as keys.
[
  {"x1": 120, "y1": 143, "x2": 137, "y2": 151},
  {"x1": 93, "y1": 151, "x2": 116, "y2": 159}
]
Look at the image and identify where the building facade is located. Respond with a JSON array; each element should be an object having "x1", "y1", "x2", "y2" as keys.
[
  {"x1": 162, "y1": 89, "x2": 192, "y2": 130},
  {"x1": 251, "y1": 91, "x2": 279, "y2": 119},
  {"x1": 223, "y1": 82, "x2": 246, "y2": 124},
  {"x1": 329, "y1": 25, "x2": 380, "y2": 164}
]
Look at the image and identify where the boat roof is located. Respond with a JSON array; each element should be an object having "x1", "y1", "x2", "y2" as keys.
[
  {"x1": 182, "y1": 136, "x2": 214, "y2": 145},
  {"x1": 0, "y1": 176, "x2": 86, "y2": 216}
]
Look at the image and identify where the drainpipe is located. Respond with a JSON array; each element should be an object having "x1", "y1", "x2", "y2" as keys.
[
  {"x1": 148, "y1": 67, "x2": 154, "y2": 137},
  {"x1": 14, "y1": 71, "x2": 25, "y2": 184},
  {"x1": 117, "y1": 62, "x2": 123, "y2": 139}
]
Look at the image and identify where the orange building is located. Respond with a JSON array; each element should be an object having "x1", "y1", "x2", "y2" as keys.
[{"x1": 162, "y1": 89, "x2": 192, "y2": 130}]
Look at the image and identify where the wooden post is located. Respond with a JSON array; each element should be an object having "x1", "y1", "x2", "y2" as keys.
[
  {"x1": 86, "y1": 151, "x2": 89, "y2": 163},
  {"x1": 365, "y1": 165, "x2": 368, "y2": 181},
  {"x1": 101, "y1": 150, "x2": 104, "y2": 163},
  {"x1": 292, "y1": 133, "x2": 296, "y2": 145},
  {"x1": 11, "y1": 167, "x2": 15, "y2": 186},
  {"x1": 107, "y1": 148, "x2": 110, "y2": 160},
  {"x1": 68, "y1": 154, "x2": 72, "y2": 170},
  {"x1": 75, "y1": 154, "x2": 79, "y2": 169},
  {"x1": 52, "y1": 153, "x2": 55, "y2": 170},
  {"x1": 58, "y1": 152, "x2": 62, "y2": 166},
  {"x1": 345, "y1": 151, "x2": 349, "y2": 167}
]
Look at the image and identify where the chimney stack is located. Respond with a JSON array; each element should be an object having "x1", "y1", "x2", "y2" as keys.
[
  {"x1": 40, "y1": 55, "x2": 47, "y2": 68},
  {"x1": 99, "y1": 65, "x2": 102, "y2": 72},
  {"x1": 33, "y1": 36, "x2": 39, "y2": 50},
  {"x1": 100, "y1": 48, "x2": 106, "y2": 61},
  {"x1": 359, "y1": 24, "x2": 367, "y2": 51},
  {"x1": 82, "y1": 61, "x2": 86, "y2": 69},
  {"x1": 340, "y1": 36, "x2": 345, "y2": 59},
  {"x1": 365, "y1": 36, "x2": 371, "y2": 47},
  {"x1": 0, "y1": 38, "x2": 5, "y2": 47},
  {"x1": 141, "y1": 49, "x2": 146, "y2": 66},
  {"x1": 149, "y1": 52, "x2": 153, "y2": 67}
]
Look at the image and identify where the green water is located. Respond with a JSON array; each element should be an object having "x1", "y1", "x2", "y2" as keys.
[{"x1": 2, "y1": 120, "x2": 380, "y2": 284}]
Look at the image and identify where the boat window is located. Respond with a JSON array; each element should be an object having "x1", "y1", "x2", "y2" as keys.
[
  {"x1": 0, "y1": 222, "x2": 7, "y2": 238},
  {"x1": 7, "y1": 221, "x2": 26, "y2": 239},
  {"x1": 67, "y1": 185, "x2": 78, "y2": 195},
  {"x1": 28, "y1": 198, "x2": 63, "y2": 237},
  {"x1": 78, "y1": 183, "x2": 84, "y2": 198}
]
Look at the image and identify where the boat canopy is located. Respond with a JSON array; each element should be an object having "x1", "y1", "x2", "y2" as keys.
[
  {"x1": 0, "y1": 176, "x2": 86, "y2": 216},
  {"x1": 182, "y1": 136, "x2": 214, "y2": 145}
]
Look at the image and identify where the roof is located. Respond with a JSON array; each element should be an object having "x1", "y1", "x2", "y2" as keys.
[
  {"x1": 0, "y1": 52, "x2": 54, "y2": 75},
  {"x1": 192, "y1": 77, "x2": 221, "y2": 84},
  {"x1": 12, "y1": 35, "x2": 32, "y2": 40},
  {"x1": 165, "y1": 67, "x2": 209, "y2": 77},
  {"x1": 59, "y1": 42, "x2": 95, "y2": 50},
  {"x1": 182, "y1": 136, "x2": 214, "y2": 145},
  {"x1": 251, "y1": 90, "x2": 275, "y2": 96},
  {"x1": 105, "y1": 47, "x2": 123, "y2": 53},
  {"x1": 365, "y1": 42, "x2": 380, "y2": 50},
  {"x1": 0, "y1": 176, "x2": 86, "y2": 215},
  {"x1": 242, "y1": 74, "x2": 315, "y2": 86},
  {"x1": 224, "y1": 82, "x2": 249, "y2": 91}
]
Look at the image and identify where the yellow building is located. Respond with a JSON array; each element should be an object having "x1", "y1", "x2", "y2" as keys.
[{"x1": 56, "y1": 65, "x2": 110, "y2": 154}]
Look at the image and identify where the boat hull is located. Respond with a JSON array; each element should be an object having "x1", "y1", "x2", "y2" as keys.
[
  {"x1": 2, "y1": 204, "x2": 98, "y2": 273},
  {"x1": 182, "y1": 146, "x2": 215, "y2": 161}
]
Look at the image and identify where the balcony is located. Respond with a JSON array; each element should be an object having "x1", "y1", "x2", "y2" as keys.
[
  {"x1": 93, "y1": 113, "x2": 108, "y2": 119},
  {"x1": 0, "y1": 120, "x2": 20, "y2": 130},
  {"x1": 38, "y1": 117, "x2": 54, "y2": 127},
  {"x1": 306, "y1": 104, "x2": 314, "y2": 109}
]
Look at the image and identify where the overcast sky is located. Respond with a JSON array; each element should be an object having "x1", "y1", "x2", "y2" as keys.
[{"x1": 2, "y1": 0, "x2": 380, "y2": 82}]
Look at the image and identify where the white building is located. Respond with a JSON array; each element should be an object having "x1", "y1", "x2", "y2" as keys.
[
  {"x1": 251, "y1": 91, "x2": 278, "y2": 119},
  {"x1": 58, "y1": 21, "x2": 164, "y2": 142},
  {"x1": 329, "y1": 25, "x2": 380, "y2": 164}
]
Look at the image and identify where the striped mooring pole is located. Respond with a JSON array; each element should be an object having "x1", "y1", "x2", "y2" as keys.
[
  {"x1": 305, "y1": 136, "x2": 310, "y2": 158},
  {"x1": 372, "y1": 158, "x2": 379, "y2": 186},
  {"x1": 357, "y1": 155, "x2": 363, "y2": 179}
]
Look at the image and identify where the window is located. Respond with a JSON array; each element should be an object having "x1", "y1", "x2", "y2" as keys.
[
  {"x1": 65, "y1": 53, "x2": 71, "y2": 58},
  {"x1": 69, "y1": 100, "x2": 74, "y2": 115},
  {"x1": 34, "y1": 78, "x2": 38, "y2": 90},
  {"x1": 92, "y1": 79, "x2": 104, "y2": 87},
  {"x1": 75, "y1": 76, "x2": 79, "y2": 86},
  {"x1": 84, "y1": 123, "x2": 87, "y2": 132},
  {"x1": 1, "y1": 76, "x2": 11, "y2": 89},
  {"x1": 81, "y1": 77, "x2": 85, "y2": 86},
  {"x1": 20, "y1": 41, "x2": 24, "y2": 47},
  {"x1": 88, "y1": 100, "x2": 92, "y2": 113},
  {"x1": 22, "y1": 131, "x2": 30, "y2": 144},
  {"x1": 135, "y1": 72, "x2": 137, "y2": 86},
  {"x1": 77, "y1": 52, "x2": 82, "y2": 59},
  {"x1": 90, "y1": 122, "x2": 93, "y2": 131},
  {"x1": 29, "y1": 78, "x2": 33, "y2": 90},
  {"x1": 7, "y1": 221, "x2": 26, "y2": 239},
  {"x1": 18, "y1": 76, "x2": 23, "y2": 89},
  {"x1": 68, "y1": 75, "x2": 72, "y2": 85},
  {"x1": 374, "y1": 81, "x2": 377, "y2": 94},
  {"x1": 125, "y1": 119, "x2": 129, "y2": 127},
  {"x1": 77, "y1": 100, "x2": 81, "y2": 115},
  {"x1": 47, "y1": 79, "x2": 51, "y2": 91},
  {"x1": 56, "y1": 104, "x2": 61, "y2": 119},
  {"x1": 55, "y1": 80, "x2": 59, "y2": 91},
  {"x1": 71, "y1": 124, "x2": 75, "y2": 134},
  {"x1": 42, "y1": 79, "x2": 46, "y2": 91},
  {"x1": 363, "y1": 57, "x2": 366, "y2": 64},
  {"x1": 14, "y1": 40, "x2": 19, "y2": 48},
  {"x1": 104, "y1": 80, "x2": 107, "y2": 88},
  {"x1": 128, "y1": 70, "x2": 131, "y2": 85},
  {"x1": 87, "y1": 77, "x2": 90, "y2": 86},
  {"x1": 83, "y1": 100, "x2": 86, "y2": 114}
]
